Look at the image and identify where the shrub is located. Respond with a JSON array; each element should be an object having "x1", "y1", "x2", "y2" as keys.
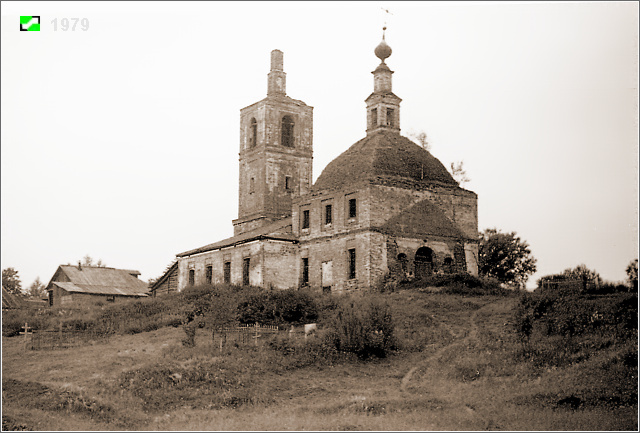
[
  {"x1": 323, "y1": 297, "x2": 397, "y2": 359},
  {"x1": 237, "y1": 289, "x2": 318, "y2": 326}
]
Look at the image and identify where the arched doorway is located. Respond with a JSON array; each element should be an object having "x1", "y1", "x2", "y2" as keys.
[{"x1": 414, "y1": 247, "x2": 433, "y2": 279}]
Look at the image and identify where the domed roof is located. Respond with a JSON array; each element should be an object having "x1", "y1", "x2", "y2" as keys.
[
  {"x1": 374, "y1": 39, "x2": 392, "y2": 61},
  {"x1": 312, "y1": 130, "x2": 458, "y2": 191}
]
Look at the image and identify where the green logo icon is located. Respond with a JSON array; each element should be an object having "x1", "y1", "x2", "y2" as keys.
[{"x1": 20, "y1": 16, "x2": 40, "y2": 31}]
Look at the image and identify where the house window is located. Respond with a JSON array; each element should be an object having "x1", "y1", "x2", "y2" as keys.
[
  {"x1": 386, "y1": 108, "x2": 395, "y2": 127},
  {"x1": 325, "y1": 204, "x2": 333, "y2": 225},
  {"x1": 370, "y1": 108, "x2": 377, "y2": 128},
  {"x1": 250, "y1": 117, "x2": 257, "y2": 148},
  {"x1": 301, "y1": 257, "x2": 309, "y2": 285},
  {"x1": 223, "y1": 262, "x2": 231, "y2": 284},
  {"x1": 106, "y1": 295, "x2": 115, "y2": 303},
  {"x1": 281, "y1": 115, "x2": 294, "y2": 147},
  {"x1": 188, "y1": 269, "x2": 195, "y2": 286},
  {"x1": 348, "y1": 198, "x2": 357, "y2": 219},
  {"x1": 302, "y1": 209, "x2": 310, "y2": 229},
  {"x1": 249, "y1": 177, "x2": 255, "y2": 194},
  {"x1": 285, "y1": 176, "x2": 292, "y2": 191},
  {"x1": 348, "y1": 248, "x2": 356, "y2": 280},
  {"x1": 206, "y1": 265, "x2": 212, "y2": 285},
  {"x1": 243, "y1": 258, "x2": 251, "y2": 286}
]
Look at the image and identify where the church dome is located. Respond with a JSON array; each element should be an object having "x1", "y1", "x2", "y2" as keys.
[
  {"x1": 312, "y1": 130, "x2": 458, "y2": 191},
  {"x1": 374, "y1": 39, "x2": 392, "y2": 61}
]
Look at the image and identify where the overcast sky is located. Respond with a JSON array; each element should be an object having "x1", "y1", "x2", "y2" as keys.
[{"x1": 2, "y1": 1, "x2": 638, "y2": 291}]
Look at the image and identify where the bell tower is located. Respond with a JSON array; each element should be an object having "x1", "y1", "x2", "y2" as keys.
[
  {"x1": 365, "y1": 27, "x2": 402, "y2": 135},
  {"x1": 233, "y1": 50, "x2": 314, "y2": 235}
]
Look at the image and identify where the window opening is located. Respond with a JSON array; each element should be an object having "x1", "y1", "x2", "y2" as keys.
[
  {"x1": 281, "y1": 115, "x2": 294, "y2": 147},
  {"x1": 302, "y1": 209, "x2": 310, "y2": 229},
  {"x1": 223, "y1": 262, "x2": 231, "y2": 284},
  {"x1": 250, "y1": 118, "x2": 257, "y2": 148},
  {"x1": 370, "y1": 108, "x2": 377, "y2": 128},
  {"x1": 206, "y1": 265, "x2": 212, "y2": 285},
  {"x1": 386, "y1": 108, "x2": 395, "y2": 127},
  {"x1": 188, "y1": 269, "x2": 195, "y2": 286},
  {"x1": 325, "y1": 204, "x2": 332, "y2": 225},
  {"x1": 301, "y1": 257, "x2": 309, "y2": 285},
  {"x1": 285, "y1": 176, "x2": 292, "y2": 191},
  {"x1": 348, "y1": 198, "x2": 357, "y2": 219},
  {"x1": 243, "y1": 258, "x2": 251, "y2": 286},
  {"x1": 348, "y1": 248, "x2": 356, "y2": 280}
]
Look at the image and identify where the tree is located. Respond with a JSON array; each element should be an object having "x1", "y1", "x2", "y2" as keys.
[
  {"x1": 626, "y1": 259, "x2": 638, "y2": 292},
  {"x1": 450, "y1": 161, "x2": 470, "y2": 186},
  {"x1": 79, "y1": 255, "x2": 106, "y2": 267},
  {"x1": 562, "y1": 264, "x2": 602, "y2": 286},
  {"x1": 27, "y1": 277, "x2": 46, "y2": 299},
  {"x1": 408, "y1": 130, "x2": 431, "y2": 152},
  {"x1": 2, "y1": 268, "x2": 22, "y2": 295},
  {"x1": 478, "y1": 228, "x2": 537, "y2": 289}
]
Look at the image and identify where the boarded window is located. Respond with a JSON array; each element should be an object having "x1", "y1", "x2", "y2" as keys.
[
  {"x1": 250, "y1": 117, "x2": 257, "y2": 148},
  {"x1": 243, "y1": 258, "x2": 251, "y2": 286},
  {"x1": 223, "y1": 262, "x2": 231, "y2": 284},
  {"x1": 301, "y1": 257, "x2": 309, "y2": 285},
  {"x1": 386, "y1": 108, "x2": 395, "y2": 127},
  {"x1": 302, "y1": 209, "x2": 310, "y2": 229},
  {"x1": 325, "y1": 204, "x2": 332, "y2": 225},
  {"x1": 206, "y1": 265, "x2": 212, "y2": 284},
  {"x1": 188, "y1": 269, "x2": 195, "y2": 286},
  {"x1": 281, "y1": 115, "x2": 294, "y2": 147},
  {"x1": 348, "y1": 198, "x2": 357, "y2": 219},
  {"x1": 348, "y1": 248, "x2": 356, "y2": 280}
]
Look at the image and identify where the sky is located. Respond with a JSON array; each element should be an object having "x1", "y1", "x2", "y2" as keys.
[{"x1": 1, "y1": 1, "x2": 638, "y2": 291}]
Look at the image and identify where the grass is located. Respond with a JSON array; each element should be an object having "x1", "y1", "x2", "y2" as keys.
[{"x1": 2, "y1": 286, "x2": 637, "y2": 431}]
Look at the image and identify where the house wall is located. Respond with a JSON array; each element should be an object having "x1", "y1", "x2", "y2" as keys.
[
  {"x1": 177, "y1": 239, "x2": 298, "y2": 291},
  {"x1": 152, "y1": 266, "x2": 179, "y2": 297},
  {"x1": 48, "y1": 286, "x2": 143, "y2": 308}
]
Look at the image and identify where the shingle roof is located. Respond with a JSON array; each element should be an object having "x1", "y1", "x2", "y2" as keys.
[
  {"x1": 312, "y1": 130, "x2": 458, "y2": 191},
  {"x1": 376, "y1": 198, "x2": 472, "y2": 240},
  {"x1": 54, "y1": 265, "x2": 149, "y2": 297},
  {"x1": 2, "y1": 287, "x2": 25, "y2": 309},
  {"x1": 177, "y1": 218, "x2": 296, "y2": 257}
]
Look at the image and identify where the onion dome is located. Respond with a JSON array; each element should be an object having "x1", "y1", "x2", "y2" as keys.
[{"x1": 374, "y1": 27, "x2": 392, "y2": 61}]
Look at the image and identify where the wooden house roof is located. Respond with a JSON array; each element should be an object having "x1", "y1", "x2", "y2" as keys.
[{"x1": 47, "y1": 265, "x2": 149, "y2": 297}]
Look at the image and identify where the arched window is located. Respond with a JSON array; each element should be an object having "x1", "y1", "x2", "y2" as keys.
[
  {"x1": 414, "y1": 247, "x2": 434, "y2": 280},
  {"x1": 249, "y1": 118, "x2": 257, "y2": 148},
  {"x1": 281, "y1": 115, "x2": 294, "y2": 147}
]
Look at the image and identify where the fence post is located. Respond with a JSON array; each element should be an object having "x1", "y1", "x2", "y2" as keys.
[
  {"x1": 255, "y1": 323, "x2": 258, "y2": 347},
  {"x1": 19, "y1": 322, "x2": 33, "y2": 350}
]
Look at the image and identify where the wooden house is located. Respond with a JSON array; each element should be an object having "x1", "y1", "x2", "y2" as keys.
[{"x1": 45, "y1": 264, "x2": 149, "y2": 307}]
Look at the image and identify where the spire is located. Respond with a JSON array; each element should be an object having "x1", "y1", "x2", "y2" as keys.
[
  {"x1": 267, "y1": 49, "x2": 286, "y2": 96},
  {"x1": 365, "y1": 27, "x2": 402, "y2": 135}
]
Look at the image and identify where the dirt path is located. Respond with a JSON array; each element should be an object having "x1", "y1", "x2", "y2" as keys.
[{"x1": 399, "y1": 300, "x2": 485, "y2": 392}]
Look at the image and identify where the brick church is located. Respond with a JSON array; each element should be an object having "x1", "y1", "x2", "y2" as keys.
[{"x1": 154, "y1": 32, "x2": 479, "y2": 295}]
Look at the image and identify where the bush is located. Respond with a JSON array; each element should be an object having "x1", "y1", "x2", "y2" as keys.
[
  {"x1": 323, "y1": 297, "x2": 397, "y2": 359},
  {"x1": 237, "y1": 289, "x2": 318, "y2": 327}
]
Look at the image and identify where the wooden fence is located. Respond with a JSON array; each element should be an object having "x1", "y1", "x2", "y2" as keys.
[{"x1": 211, "y1": 323, "x2": 313, "y2": 349}]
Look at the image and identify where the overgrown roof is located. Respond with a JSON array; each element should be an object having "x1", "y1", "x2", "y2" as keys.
[
  {"x1": 312, "y1": 130, "x2": 458, "y2": 191},
  {"x1": 48, "y1": 266, "x2": 149, "y2": 297},
  {"x1": 177, "y1": 218, "x2": 296, "y2": 257},
  {"x1": 377, "y1": 198, "x2": 472, "y2": 240}
]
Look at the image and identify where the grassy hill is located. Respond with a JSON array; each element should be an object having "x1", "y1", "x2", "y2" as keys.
[{"x1": 2, "y1": 282, "x2": 637, "y2": 431}]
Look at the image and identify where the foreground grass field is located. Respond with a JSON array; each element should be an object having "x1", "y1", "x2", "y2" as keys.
[{"x1": 2, "y1": 288, "x2": 637, "y2": 431}]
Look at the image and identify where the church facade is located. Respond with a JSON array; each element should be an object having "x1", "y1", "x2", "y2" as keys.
[{"x1": 173, "y1": 35, "x2": 478, "y2": 293}]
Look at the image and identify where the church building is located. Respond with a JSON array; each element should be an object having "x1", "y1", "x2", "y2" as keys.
[{"x1": 169, "y1": 32, "x2": 479, "y2": 293}]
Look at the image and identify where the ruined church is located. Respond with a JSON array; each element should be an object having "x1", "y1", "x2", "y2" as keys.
[{"x1": 157, "y1": 33, "x2": 479, "y2": 294}]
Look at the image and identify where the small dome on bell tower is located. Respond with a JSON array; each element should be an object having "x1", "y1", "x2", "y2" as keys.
[{"x1": 374, "y1": 27, "x2": 392, "y2": 61}]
